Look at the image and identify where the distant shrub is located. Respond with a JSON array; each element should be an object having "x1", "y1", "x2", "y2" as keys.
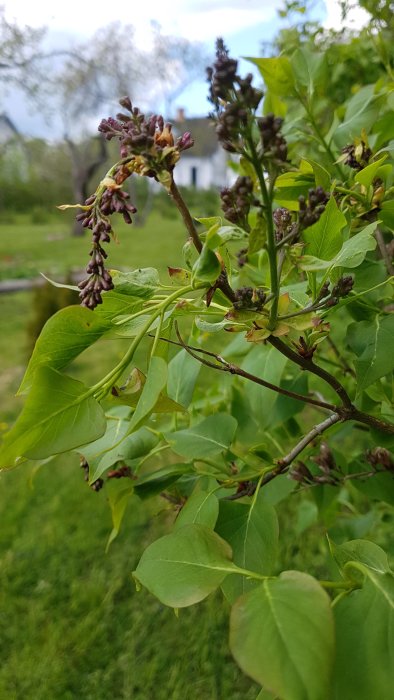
[
  {"x1": 30, "y1": 206, "x2": 51, "y2": 224},
  {"x1": 27, "y1": 279, "x2": 78, "y2": 351}
]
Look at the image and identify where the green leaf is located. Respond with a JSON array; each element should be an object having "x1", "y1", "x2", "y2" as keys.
[
  {"x1": 216, "y1": 494, "x2": 279, "y2": 603},
  {"x1": 274, "y1": 171, "x2": 314, "y2": 210},
  {"x1": 350, "y1": 470, "x2": 394, "y2": 506},
  {"x1": 303, "y1": 197, "x2": 346, "y2": 260},
  {"x1": 134, "y1": 463, "x2": 193, "y2": 499},
  {"x1": 109, "y1": 309, "x2": 172, "y2": 339},
  {"x1": 300, "y1": 158, "x2": 331, "y2": 191},
  {"x1": 355, "y1": 154, "x2": 388, "y2": 189},
  {"x1": 191, "y1": 243, "x2": 221, "y2": 286},
  {"x1": 242, "y1": 346, "x2": 287, "y2": 428},
  {"x1": 167, "y1": 266, "x2": 191, "y2": 285},
  {"x1": 333, "y1": 85, "x2": 385, "y2": 148},
  {"x1": 93, "y1": 289, "x2": 144, "y2": 322},
  {"x1": 83, "y1": 415, "x2": 159, "y2": 483},
  {"x1": 263, "y1": 89, "x2": 287, "y2": 118},
  {"x1": 0, "y1": 367, "x2": 106, "y2": 467},
  {"x1": 110, "y1": 267, "x2": 160, "y2": 298},
  {"x1": 295, "y1": 499, "x2": 318, "y2": 535},
  {"x1": 165, "y1": 414, "x2": 237, "y2": 459},
  {"x1": 380, "y1": 199, "x2": 394, "y2": 230},
  {"x1": 79, "y1": 406, "x2": 131, "y2": 476},
  {"x1": 267, "y1": 373, "x2": 309, "y2": 428},
  {"x1": 106, "y1": 480, "x2": 134, "y2": 550},
  {"x1": 249, "y1": 56, "x2": 295, "y2": 97},
  {"x1": 133, "y1": 523, "x2": 235, "y2": 607},
  {"x1": 330, "y1": 538, "x2": 390, "y2": 576},
  {"x1": 167, "y1": 348, "x2": 201, "y2": 408},
  {"x1": 18, "y1": 306, "x2": 110, "y2": 394},
  {"x1": 347, "y1": 315, "x2": 394, "y2": 391},
  {"x1": 212, "y1": 225, "x2": 248, "y2": 246},
  {"x1": 128, "y1": 356, "x2": 167, "y2": 433},
  {"x1": 300, "y1": 222, "x2": 378, "y2": 272},
  {"x1": 195, "y1": 318, "x2": 232, "y2": 333},
  {"x1": 332, "y1": 570, "x2": 394, "y2": 699},
  {"x1": 256, "y1": 690, "x2": 278, "y2": 700},
  {"x1": 175, "y1": 478, "x2": 219, "y2": 530},
  {"x1": 112, "y1": 388, "x2": 183, "y2": 414},
  {"x1": 249, "y1": 214, "x2": 267, "y2": 254},
  {"x1": 230, "y1": 571, "x2": 335, "y2": 700},
  {"x1": 259, "y1": 475, "x2": 296, "y2": 505},
  {"x1": 292, "y1": 47, "x2": 327, "y2": 100},
  {"x1": 331, "y1": 221, "x2": 378, "y2": 269}
]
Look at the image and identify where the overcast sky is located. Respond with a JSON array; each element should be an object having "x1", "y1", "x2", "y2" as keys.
[{"x1": 1, "y1": 0, "x2": 370, "y2": 138}]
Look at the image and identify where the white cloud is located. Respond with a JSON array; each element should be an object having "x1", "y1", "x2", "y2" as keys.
[
  {"x1": 4, "y1": 0, "x2": 279, "y2": 42},
  {"x1": 323, "y1": 0, "x2": 370, "y2": 30}
]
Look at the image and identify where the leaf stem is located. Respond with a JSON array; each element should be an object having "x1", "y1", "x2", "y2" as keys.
[
  {"x1": 91, "y1": 285, "x2": 194, "y2": 398},
  {"x1": 318, "y1": 579, "x2": 354, "y2": 590}
]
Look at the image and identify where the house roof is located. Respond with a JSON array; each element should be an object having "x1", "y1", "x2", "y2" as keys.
[{"x1": 172, "y1": 116, "x2": 219, "y2": 158}]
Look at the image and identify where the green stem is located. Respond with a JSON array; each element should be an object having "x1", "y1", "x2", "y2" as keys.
[
  {"x1": 229, "y1": 565, "x2": 270, "y2": 581},
  {"x1": 246, "y1": 141, "x2": 279, "y2": 328},
  {"x1": 319, "y1": 580, "x2": 354, "y2": 590},
  {"x1": 150, "y1": 310, "x2": 165, "y2": 357},
  {"x1": 91, "y1": 285, "x2": 194, "y2": 398},
  {"x1": 335, "y1": 186, "x2": 366, "y2": 203}
]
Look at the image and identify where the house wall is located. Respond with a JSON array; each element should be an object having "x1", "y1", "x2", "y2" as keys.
[{"x1": 175, "y1": 150, "x2": 234, "y2": 190}]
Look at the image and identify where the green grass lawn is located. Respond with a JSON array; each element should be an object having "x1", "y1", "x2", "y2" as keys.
[
  {"x1": 0, "y1": 459, "x2": 257, "y2": 700},
  {"x1": 0, "y1": 212, "x2": 187, "y2": 281},
  {"x1": 0, "y1": 215, "x2": 258, "y2": 700}
]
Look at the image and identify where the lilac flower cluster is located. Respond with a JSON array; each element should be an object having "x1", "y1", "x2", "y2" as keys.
[
  {"x1": 207, "y1": 39, "x2": 264, "y2": 154},
  {"x1": 220, "y1": 176, "x2": 258, "y2": 231},
  {"x1": 76, "y1": 97, "x2": 194, "y2": 310},
  {"x1": 342, "y1": 141, "x2": 372, "y2": 170},
  {"x1": 298, "y1": 187, "x2": 330, "y2": 230},
  {"x1": 233, "y1": 286, "x2": 266, "y2": 311},
  {"x1": 257, "y1": 114, "x2": 287, "y2": 162},
  {"x1": 98, "y1": 97, "x2": 194, "y2": 179},
  {"x1": 76, "y1": 179, "x2": 137, "y2": 309},
  {"x1": 273, "y1": 207, "x2": 296, "y2": 242}
]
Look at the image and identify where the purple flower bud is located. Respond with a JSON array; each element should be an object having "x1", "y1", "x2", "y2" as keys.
[{"x1": 177, "y1": 131, "x2": 194, "y2": 151}]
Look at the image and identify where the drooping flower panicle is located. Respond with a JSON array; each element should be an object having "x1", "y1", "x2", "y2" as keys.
[{"x1": 73, "y1": 97, "x2": 194, "y2": 309}]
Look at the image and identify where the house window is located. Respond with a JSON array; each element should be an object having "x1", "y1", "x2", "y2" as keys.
[{"x1": 191, "y1": 166, "x2": 198, "y2": 187}]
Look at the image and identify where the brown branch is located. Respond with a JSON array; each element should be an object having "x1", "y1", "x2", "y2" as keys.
[
  {"x1": 168, "y1": 177, "x2": 202, "y2": 253},
  {"x1": 375, "y1": 226, "x2": 394, "y2": 277},
  {"x1": 259, "y1": 414, "x2": 343, "y2": 488},
  {"x1": 173, "y1": 324, "x2": 337, "y2": 412},
  {"x1": 268, "y1": 335, "x2": 353, "y2": 408},
  {"x1": 350, "y1": 408, "x2": 394, "y2": 435},
  {"x1": 168, "y1": 176, "x2": 237, "y2": 303}
]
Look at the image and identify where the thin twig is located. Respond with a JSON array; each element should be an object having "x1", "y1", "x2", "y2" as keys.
[
  {"x1": 326, "y1": 337, "x2": 356, "y2": 378},
  {"x1": 173, "y1": 324, "x2": 337, "y2": 412},
  {"x1": 276, "y1": 227, "x2": 300, "y2": 249},
  {"x1": 259, "y1": 414, "x2": 343, "y2": 488}
]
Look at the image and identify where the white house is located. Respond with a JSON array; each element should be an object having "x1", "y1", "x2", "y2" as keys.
[{"x1": 172, "y1": 109, "x2": 234, "y2": 190}]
